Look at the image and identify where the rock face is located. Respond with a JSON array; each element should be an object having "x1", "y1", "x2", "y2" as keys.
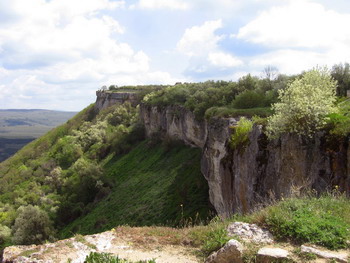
[
  {"x1": 140, "y1": 104, "x2": 350, "y2": 217},
  {"x1": 95, "y1": 91, "x2": 140, "y2": 111}
]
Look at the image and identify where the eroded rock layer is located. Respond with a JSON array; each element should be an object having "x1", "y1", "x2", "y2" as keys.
[{"x1": 140, "y1": 104, "x2": 350, "y2": 217}]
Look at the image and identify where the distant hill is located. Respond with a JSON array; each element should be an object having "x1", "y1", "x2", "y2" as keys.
[{"x1": 0, "y1": 109, "x2": 77, "y2": 162}]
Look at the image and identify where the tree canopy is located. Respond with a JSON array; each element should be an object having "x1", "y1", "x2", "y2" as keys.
[{"x1": 266, "y1": 68, "x2": 337, "y2": 138}]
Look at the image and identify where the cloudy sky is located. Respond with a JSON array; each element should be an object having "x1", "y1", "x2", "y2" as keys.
[{"x1": 0, "y1": 0, "x2": 350, "y2": 111}]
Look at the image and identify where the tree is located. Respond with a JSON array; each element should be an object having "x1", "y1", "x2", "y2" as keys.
[
  {"x1": 263, "y1": 65, "x2": 279, "y2": 81},
  {"x1": 331, "y1": 63, "x2": 350, "y2": 96},
  {"x1": 12, "y1": 205, "x2": 55, "y2": 245},
  {"x1": 266, "y1": 68, "x2": 337, "y2": 138}
]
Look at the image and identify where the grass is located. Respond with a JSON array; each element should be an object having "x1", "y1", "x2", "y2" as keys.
[
  {"x1": 84, "y1": 252, "x2": 156, "y2": 263},
  {"x1": 120, "y1": 193, "x2": 349, "y2": 258},
  {"x1": 59, "y1": 140, "x2": 213, "y2": 238},
  {"x1": 19, "y1": 248, "x2": 40, "y2": 257},
  {"x1": 74, "y1": 234, "x2": 97, "y2": 249},
  {"x1": 248, "y1": 193, "x2": 350, "y2": 250}
]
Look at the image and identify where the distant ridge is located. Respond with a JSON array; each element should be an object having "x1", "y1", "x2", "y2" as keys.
[{"x1": 0, "y1": 109, "x2": 76, "y2": 112}]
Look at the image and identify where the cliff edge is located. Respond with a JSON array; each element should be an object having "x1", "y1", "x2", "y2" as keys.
[{"x1": 140, "y1": 104, "x2": 350, "y2": 217}]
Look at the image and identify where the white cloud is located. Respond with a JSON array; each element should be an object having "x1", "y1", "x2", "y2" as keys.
[
  {"x1": 177, "y1": 19, "x2": 224, "y2": 57},
  {"x1": 0, "y1": 0, "x2": 180, "y2": 110},
  {"x1": 237, "y1": 0, "x2": 350, "y2": 49},
  {"x1": 234, "y1": 0, "x2": 350, "y2": 75},
  {"x1": 130, "y1": 0, "x2": 189, "y2": 10},
  {"x1": 177, "y1": 19, "x2": 244, "y2": 76},
  {"x1": 248, "y1": 48, "x2": 350, "y2": 75},
  {"x1": 208, "y1": 52, "x2": 243, "y2": 68}
]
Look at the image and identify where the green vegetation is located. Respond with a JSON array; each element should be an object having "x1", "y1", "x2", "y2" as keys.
[
  {"x1": 12, "y1": 205, "x2": 55, "y2": 245},
  {"x1": 259, "y1": 194, "x2": 350, "y2": 250},
  {"x1": 205, "y1": 107, "x2": 272, "y2": 119},
  {"x1": 326, "y1": 98, "x2": 350, "y2": 138},
  {"x1": 60, "y1": 140, "x2": 212, "y2": 237},
  {"x1": 331, "y1": 62, "x2": 350, "y2": 96},
  {"x1": 184, "y1": 193, "x2": 350, "y2": 258},
  {"x1": 1, "y1": 64, "x2": 350, "y2": 253},
  {"x1": 229, "y1": 117, "x2": 254, "y2": 151},
  {"x1": 0, "y1": 138, "x2": 34, "y2": 163},
  {"x1": 267, "y1": 68, "x2": 338, "y2": 138},
  {"x1": 0, "y1": 98, "x2": 212, "y2": 246},
  {"x1": 85, "y1": 252, "x2": 156, "y2": 263},
  {"x1": 143, "y1": 78, "x2": 282, "y2": 119},
  {"x1": 0, "y1": 102, "x2": 145, "y2": 245},
  {"x1": 0, "y1": 109, "x2": 76, "y2": 162}
]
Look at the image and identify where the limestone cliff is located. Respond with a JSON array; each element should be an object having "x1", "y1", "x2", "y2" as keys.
[
  {"x1": 95, "y1": 91, "x2": 140, "y2": 111},
  {"x1": 140, "y1": 104, "x2": 350, "y2": 217}
]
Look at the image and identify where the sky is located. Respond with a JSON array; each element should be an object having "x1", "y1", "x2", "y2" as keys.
[{"x1": 0, "y1": 0, "x2": 350, "y2": 111}]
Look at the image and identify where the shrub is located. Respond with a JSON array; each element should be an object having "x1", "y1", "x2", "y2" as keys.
[
  {"x1": 0, "y1": 225, "x2": 11, "y2": 244},
  {"x1": 327, "y1": 112, "x2": 350, "y2": 137},
  {"x1": 12, "y1": 205, "x2": 55, "y2": 245},
  {"x1": 229, "y1": 117, "x2": 253, "y2": 151},
  {"x1": 326, "y1": 99, "x2": 350, "y2": 137},
  {"x1": 261, "y1": 195, "x2": 350, "y2": 250},
  {"x1": 232, "y1": 90, "x2": 264, "y2": 109},
  {"x1": 266, "y1": 68, "x2": 337, "y2": 138}
]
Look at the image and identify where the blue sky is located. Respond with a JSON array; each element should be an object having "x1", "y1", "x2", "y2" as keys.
[{"x1": 0, "y1": 0, "x2": 350, "y2": 111}]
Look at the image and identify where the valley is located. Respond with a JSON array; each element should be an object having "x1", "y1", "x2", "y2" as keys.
[{"x1": 0, "y1": 110, "x2": 76, "y2": 162}]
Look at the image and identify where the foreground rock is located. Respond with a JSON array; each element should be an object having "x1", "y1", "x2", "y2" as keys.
[
  {"x1": 205, "y1": 239, "x2": 243, "y2": 263},
  {"x1": 3, "y1": 230, "x2": 199, "y2": 263},
  {"x1": 301, "y1": 245, "x2": 348, "y2": 263},
  {"x1": 227, "y1": 222, "x2": 273, "y2": 244},
  {"x1": 256, "y1": 247, "x2": 290, "y2": 263}
]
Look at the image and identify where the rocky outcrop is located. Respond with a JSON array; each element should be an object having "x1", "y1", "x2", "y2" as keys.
[
  {"x1": 140, "y1": 104, "x2": 208, "y2": 148},
  {"x1": 140, "y1": 104, "x2": 350, "y2": 217},
  {"x1": 301, "y1": 245, "x2": 348, "y2": 263},
  {"x1": 227, "y1": 222, "x2": 273, "y2": 244},
  {"x1": 2, "y1": 230, "x2": 198, "y2": 263},
  {"x1": 95, "y1": 91, "x2": 140, "y2": 112},
  {"x1": 256, "y1": 247, "x2": 290, "y2": 263},
  {"x1": 205, "y1": 239, "x2": 243, "y2": 263}
]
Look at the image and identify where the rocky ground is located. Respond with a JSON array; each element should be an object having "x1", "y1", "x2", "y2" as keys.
[
  {"x1": 2, "y1": 229, "x2": 199, "y2": 263},
  {"x1": 2, "y1": 223, "x2": 349, "y2": 263}
]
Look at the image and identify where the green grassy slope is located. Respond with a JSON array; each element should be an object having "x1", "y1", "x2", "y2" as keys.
[{"x1": 60, "y1": 140, "x2": 212, "y2": 238}]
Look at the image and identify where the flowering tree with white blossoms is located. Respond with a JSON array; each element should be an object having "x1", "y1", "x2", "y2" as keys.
[{"x1": 266, "y1": 68, "x2": 338, "y2": 138}]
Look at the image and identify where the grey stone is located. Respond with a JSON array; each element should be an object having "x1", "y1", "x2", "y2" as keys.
[
  {"x1": 205, "y1": 239, "x2": 244, "y2": 263},
  {"x1": 257, "y1": 247, "x2": 290, "y2": 263},
  {"x1": 301, "y1": 245, "x2": 348, "y2": 263},
  {"x1": 227, "y1": 222, "x2": 273, "y2": 244},
  {"x1": 95, "y1": 90, "x2": 140, "y2": 111}
]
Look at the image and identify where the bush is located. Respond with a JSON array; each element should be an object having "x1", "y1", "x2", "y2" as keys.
[
  {"x1": 0, "y1": 225, "x2": 11, "y2": 244},
  {"x1": 266, "y1": 68, "x2": 337, "y2": 138},
  {"x1": 12, "y1": 205, "x2": 55, "y2": 245},
  {"x1": 232, "y1": 90, "x2": 264, "y2": 109},
  {"x1": 260, "y1": 195, "x2": 350, "y2": 250},
  {"x1": 229, "y1": 117, "x2": 253, "y2": 151}
]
